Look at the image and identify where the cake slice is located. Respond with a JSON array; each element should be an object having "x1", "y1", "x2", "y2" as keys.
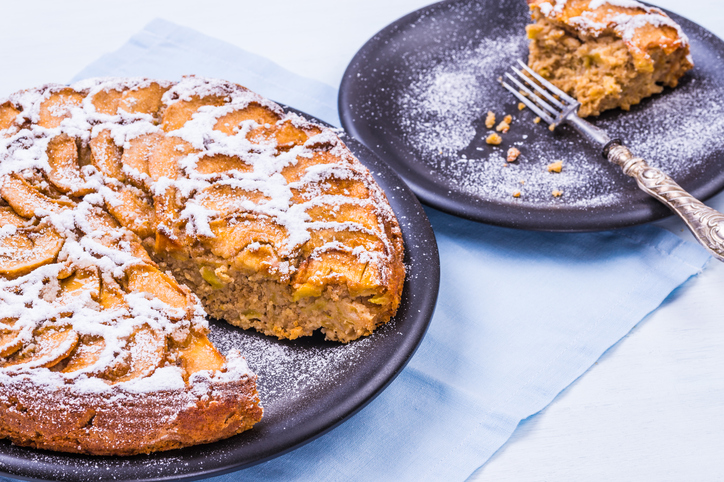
[{"x1": 526, "y1": 0, "x2": 693, "y2": 117}]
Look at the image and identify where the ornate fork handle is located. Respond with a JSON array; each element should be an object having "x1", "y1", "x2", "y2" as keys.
[
  {"x1": 607, "y1": 144, "x2": 724, "y2": 261},
  {"x1": 502, "y1": 61, "x2": 724, "y2": 262}
]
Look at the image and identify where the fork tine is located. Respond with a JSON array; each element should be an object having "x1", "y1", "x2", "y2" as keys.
[
  {"x1": 504, "y1": 73, "x2": 559, "y2": 117},
  {"x1": 510, "y1": 67, "x2": 566, "y2": 111},
  {"x1": 500, "y1": 80, "x2": 555, "y2": 124},
  {"x1": 516, "y1": 59, "x2": 578, "y2": 105}
]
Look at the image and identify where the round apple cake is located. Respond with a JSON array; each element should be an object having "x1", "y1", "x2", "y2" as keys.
[{"x1": 0, "y1": 76, "x2": 405, "y2": 455}]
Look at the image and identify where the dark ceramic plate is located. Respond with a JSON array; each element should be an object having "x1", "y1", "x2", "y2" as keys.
[
  {"x1": 0, "y1": 111, "x2": 440, "y2": 482},
  {"x1": 339, "y1": 0, "x2": 724, "y2": 231}
]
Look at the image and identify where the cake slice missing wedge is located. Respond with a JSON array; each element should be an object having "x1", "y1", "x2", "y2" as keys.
[
  {"x1": 526, "y1": 0, "x2": 693, "y2": 117},
  {"x1": 0, "y1": 76, "x2": 405, "y2": 455}
]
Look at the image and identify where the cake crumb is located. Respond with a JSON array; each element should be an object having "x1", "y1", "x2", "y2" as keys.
[
  {"x1": 496, "y1": 120, "x2": 510, "y2": 133},
  {"x1": 485, "y1": 111, "x2": 496, "y2": 129},
  {"x1": 520, "y1": 180, "x2": 526, "y2": 185},
  {"x1": 513, "y1": 191, "x2": 521, "y2": 198},
  {"x1": 507, "y1": 147, "x2": 521, "y2": 163},
  {"x1": 547, "y1": 160, "x2": 563, "y2": 173},
  {"x1": 552, "y1": 190, "x2": 563, "y2": 197},
  {"x1": 503, "y1": 115, "x2": 513, "y2": 124},
  {"x1": 518, "y1": 102, "x2": 526, "y2": 110},
  {"x1": 549, "y1": 123, "x2": 556, "y2": 131},
  {"x1": 486, "y1": 133, "x2": 502, "y2": 145},
  {"x1": 534, "y1": 117, "x2": 541, "y2": 124}
]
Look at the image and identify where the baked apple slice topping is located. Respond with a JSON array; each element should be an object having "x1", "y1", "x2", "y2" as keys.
[
  {"x1": 0, "y1": 319, "x2": 24, "y2": 358},
  {"x1": 104, "y1": 185, "x2": 156, "y2": 239},
  {"x1": 57, "y1": 267, "x2": 101, "y2": 309},
  {"x1": 90, "y1": 129, "x2": 124, "y2": 181},
  {"x1": 38, "y1": 88, "x2": 85, "y2": 129},
  {"x1": 194, "y1": 154, "x2": 253, "y2": 176},
  {"x1": 60, "y1": 335, "x2": 107, "y2": 374},
  {"x1": 2, "y1": 325, "x2": 79, "y2": 370},
  {"x1": 46, "y1": 134, "x2": 89, "y2": 195},
  {"x1": 118, "y1": 82, "x2": 169, "y2": 116},
  {"x1": 0, "y1": 101, "x2": 20, "y2": 135},
  {"x1": 213, "y1": 102, "x2": 281, "y2": 135},
  {"x1": 0, "y1": 225, "x2": 65, "y2": 279},
  {"x1": 161, "y1": 95, "x2": 226, "y2": 133},
  {"x1": 111, "y1": 324, "x2": 166, "y2": 383},
  {"x1": 126, "y1": 263, "x2": 190, "y2": 311},
  {"x1": 173, "y1": 330, "x2": 225, "y2": 381},
  {"x1": 0, "y1": 173, "x2": 75, "y2": 218}
]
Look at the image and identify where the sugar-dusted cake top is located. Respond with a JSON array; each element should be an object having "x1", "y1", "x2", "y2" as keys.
[{"x1": 527, "y1": 0, "x2": 691, "y2": 69}]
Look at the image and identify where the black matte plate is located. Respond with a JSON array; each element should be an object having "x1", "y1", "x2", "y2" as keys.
[
  {"x1": 339, "y1": 0, "x2": 724, "y2": 232},
  {"x1": 0, "y1": 110, "x2": 440, "y2": 482}
]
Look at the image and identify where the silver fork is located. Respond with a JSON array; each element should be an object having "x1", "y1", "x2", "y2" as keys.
[{"x1": 502, "y1": 59, "x2": 724, "y2": 262}]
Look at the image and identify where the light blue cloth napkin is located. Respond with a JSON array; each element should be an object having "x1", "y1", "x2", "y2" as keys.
[{"x1": 0, "y1": 18, "x2": 711, "y2": 482}]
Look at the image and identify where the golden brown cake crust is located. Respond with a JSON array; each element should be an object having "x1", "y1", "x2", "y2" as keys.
[
  {"x1": 526, "y1": 0, "x2": 693, "y2": 116},
  {"x1": 0, "y1": 359, "x2": 261, "y2": 455}
]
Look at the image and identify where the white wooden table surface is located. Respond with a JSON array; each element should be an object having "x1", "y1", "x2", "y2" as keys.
[{"x1": 2, "y1": 1, "x2": 723, "y2": 480}]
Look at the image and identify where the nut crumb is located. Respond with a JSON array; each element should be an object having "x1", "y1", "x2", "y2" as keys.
[
  {"x1": 507, "y1": 147, "x2": 521, "y2": 163},
  {"x1": 547, "y1": 160, "x2": 563, "y2": 173},
  {"x1": 518, "y1": 103, "x2": 526, "y2": 111},
  {"x1": 534, "y1": 117, "x2": 541, "y2": 124},
  {"x1": 486, "y1": 133, "x2": 502, "y2": 145},
  {"x1": 495, "y1": 121, "x2": 510, "y2": 133},
  {"x1": 552, "y1": 190, "x2": 563, "y2": 197},
  {"x1": 513, "y1": 191, "x2": 521, "y2": 198},
  {"x1": 485, "y1": 111, "x2": 496, "y2": 129}
]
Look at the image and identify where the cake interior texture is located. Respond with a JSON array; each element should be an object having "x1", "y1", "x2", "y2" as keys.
[
  {"x1": 526, "y1": 0, "x2": 693, "y2": 117},
  {"x1": 156, "y1": 240, "x2": 400, "y2": 344}
]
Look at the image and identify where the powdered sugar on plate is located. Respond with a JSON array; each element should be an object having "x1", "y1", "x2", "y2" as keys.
[
  {"x1": 391, "y1": 20, "x2": 719, "y2": 209},
  {"x1": 398, "y1": 68, "x2": 486, "y2": 158},
  {"x1": 208, "y1": 318, "x2": 381, "y2": 406}
]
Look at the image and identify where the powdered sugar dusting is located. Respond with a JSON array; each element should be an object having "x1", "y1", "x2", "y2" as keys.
[
  {"x1": 538, "y1": 0, "x2": 568, "y2": 16},
  {"x1": 538, "y1": 0, "x2": 690, "y2": 47},
  {"x1": 588, "y1": 0, "x2": 644, "y2": 10},
  {"x1": 399, "y1": 69, "x2": 486, "y2": 157}
]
